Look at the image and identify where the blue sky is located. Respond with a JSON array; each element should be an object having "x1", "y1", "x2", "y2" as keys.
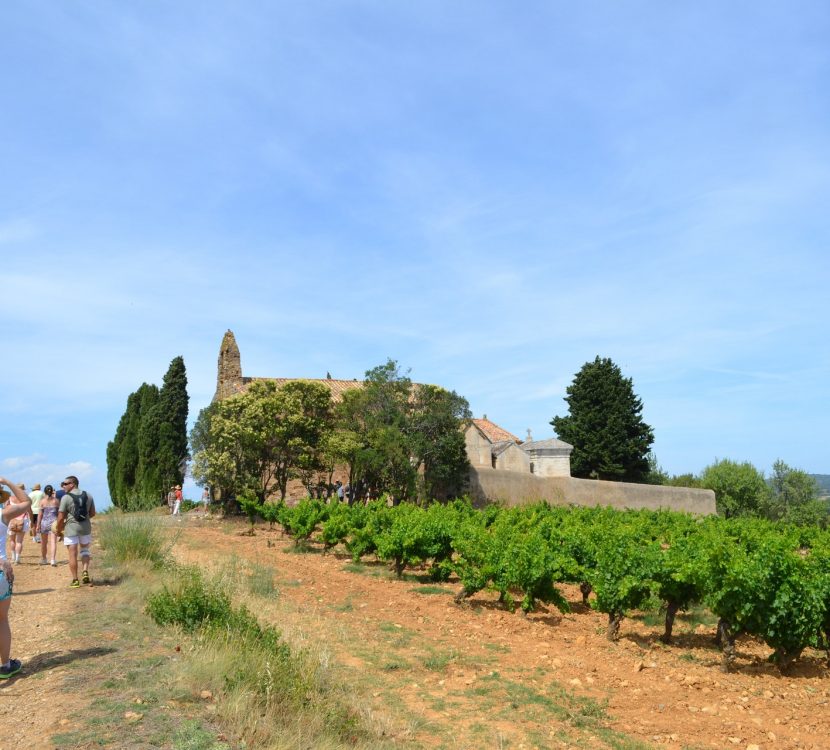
[{"x1": 1, "y1": 2, "x2": 828, "y2": 507}]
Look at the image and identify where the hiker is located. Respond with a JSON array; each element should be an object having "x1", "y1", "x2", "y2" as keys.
[
  {"x1": 173, "y1": 485, "x2": 183, "y2": 516},
  {"x1": 5, "y1": 484, "x2": 32, "y2": 564},
  {"x1": 29, "y1": 483, "x2": 44, "y2": 543},
  {"x1": 55, "y1": 475, "x2": 96, "y2": 588},
  {"x1": 0, "y1": 476, "x2": 33, "y2": 678},
  {"x1": 167, "y1": 486, "x2": 176, "y2": 514},
  {"x1": 37, "y1": 484, "x2": 60, "y2": 566}
]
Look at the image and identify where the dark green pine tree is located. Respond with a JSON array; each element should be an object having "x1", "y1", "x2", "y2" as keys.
[
  {"x1": 551, "y1": 356, "x2": 654, "y2": 482},
  {"x1": 107, "y1": 400, "x2": 131, "y2": 502},
  {"x1": 136, "y1": 384, "x2": 163, "y2": 500},
  {"x1": 107, "y1": 383, "x2": 159, "y2": 507},
  {"x1": 155, "y1": 356, "x2": 190, "y2": 495}
]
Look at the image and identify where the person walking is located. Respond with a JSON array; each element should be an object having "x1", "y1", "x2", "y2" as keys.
[
  {"x1": 166, "y1": 486, "x2": 176, "y2": 514},
  {"x1": 5, "y1": 484, "x2": 32, "y2": 564},
  {"x1": 37, "y1": 485, "x2": 60, "y2": 566},
  {"x1": 55, "y1": 475, "x2": 96, "y2": 588},
  {"x1": 0, "y1": 477, "x2": 32, "y2": 678},
  {"x1": 29, "y1": 483, "x2": 44, "y2": 544},
  {"x1": 173, "y1": 485, "x2": 183, "y2": 516}
]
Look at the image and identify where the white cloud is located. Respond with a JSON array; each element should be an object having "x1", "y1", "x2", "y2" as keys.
[{"x1": 0, "y1": 456, "x2": 96, "y2": 489}]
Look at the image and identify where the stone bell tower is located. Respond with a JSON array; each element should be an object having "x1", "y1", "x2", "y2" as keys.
[{"x1": 214, "y1": 329, "x2": 243, "y2": 400}]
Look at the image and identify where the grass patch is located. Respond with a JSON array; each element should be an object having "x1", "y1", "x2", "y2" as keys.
[
  {"x1": 146, "y1": 565, "x2": 384, "y2": 749},
  {"x1": 484, "y1": 642, "x2": 511, "y2": 653},
  {"x1": 382, "y1": 658, "x2": 410, "y2": 671},
  {"x1": 679, "y1": 605, "x2": 719, "y2": 630},
  {"x1": 97, "y1": 511, "x2": 170, "y2": 566},
  {"x1": 422, "y1": 649, "x2": 458, "y2": 671},
  {"x1": 343, "y1": 561, "x2": 385, "y2": 577},
  {"x1": 411, "y1": 585, "x2": 453, "y2": 596},
  {"x1": 172, "y1": 720, "x2": 231, "y2": 750},
  {"x1": 459, "y1": 674, "x2": 652, "y2": 750},
  {"x1": 247, "y1": 562, "x2": 279, "y2": 598},
  {"x1": 50, "y1": 559, "x2": 225, "y2": 749}
]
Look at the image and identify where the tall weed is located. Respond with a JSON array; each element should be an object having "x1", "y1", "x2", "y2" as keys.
[
  {"x1": 147, "y1": 566, "x2": 372, "y2": 748},
  {"x1": 98, "y1": 511, "x2": 169, "y2": 566}
]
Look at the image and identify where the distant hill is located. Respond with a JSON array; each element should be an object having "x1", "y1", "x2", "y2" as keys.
[{"x1": 812, "y1": 474, "x2": 830, "y2": 497}]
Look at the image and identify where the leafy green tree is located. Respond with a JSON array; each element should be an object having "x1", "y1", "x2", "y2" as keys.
[
  {"x1": 337, "y1": 360, "x2": 472, "y2": 503},
  {"x1": 644, "y1": 451, "x2": 670, "y2": 485},
  {"x1": 337, "y1": 360, "x2": 415, "y2": 502},
  {"x1": 667, "y1": 473, "x2": 702, "y2": 488},
  {"x1": 191, "y1": 379, "x2": 332, "y2": 503},
  {"x1": 700, "y1": 459, "x2": 769, "y2": 519},
  {"x1": 551, "y1": 356, "x2": 654, "y2": 482},
  {"x1": 409, "y1": 384, "x2": 471, "y2": 502},
  {"x1": 766, "y1": 460, "x2": 827, "y2": 526}
]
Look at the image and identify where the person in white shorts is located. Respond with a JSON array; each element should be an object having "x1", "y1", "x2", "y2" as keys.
[
  {"x1": 0, "y1": 477, "x2": 32, "y2": 679},
  {"x1": 55, "y1": 475, "x2": 96, "y2": 588}
]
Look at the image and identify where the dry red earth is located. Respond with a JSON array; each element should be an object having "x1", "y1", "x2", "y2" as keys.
[{"x1": 175, "y1": 516, "x2": 830, "y2": 750}]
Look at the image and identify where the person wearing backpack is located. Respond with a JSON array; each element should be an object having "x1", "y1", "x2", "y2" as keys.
[{"x1": 55, "y1": 475, "x2": 96, "y2": 588}]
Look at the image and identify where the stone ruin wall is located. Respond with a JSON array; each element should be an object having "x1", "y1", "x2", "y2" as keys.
[{"x1": 215, "y1": 330, "x2": 243, "y2": 400}]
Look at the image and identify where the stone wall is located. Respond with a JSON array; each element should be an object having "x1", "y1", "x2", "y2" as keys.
[
  {"x1": 468, "y1": 467, "x2": 716, "y2": 515},
  {"x1": 215, "y1": 330, "x2": 243, "y2": 400},
  {"x1": 494, "y1": 443, "x2": 531, "y2": 472},
  {"x1": 532, "y1": 454, "x2": 571, "y2": 478},
  {"x1": 464, "y1": 426, "x2": 493, "y2": 468}
]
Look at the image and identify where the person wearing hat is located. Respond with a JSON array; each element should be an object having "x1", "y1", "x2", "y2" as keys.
[
  {"x1": 29, "y1": 483, "x2": 45, "y2": 544},
  {"x1": 55, "y1": 475, "x2": 96, "y2": 588},
  {"x1": 172, "y1": 485, "x2": 183, "y2": 516},
  {"x1": 0, "y1": 477, "x2": 33, "y2": 679}
]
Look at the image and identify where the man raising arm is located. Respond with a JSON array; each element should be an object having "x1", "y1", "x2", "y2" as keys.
[{"x1": 0, "y1": 477, "x2": 32, "y2": 677}]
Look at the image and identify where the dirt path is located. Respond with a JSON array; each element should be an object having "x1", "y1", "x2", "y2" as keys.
[
  {"x1": 1, "y1": 539, "x2": 104, "y2": 748},
  {"x1": 176, "y1": 518, "x2": 830, "y2": 750}
]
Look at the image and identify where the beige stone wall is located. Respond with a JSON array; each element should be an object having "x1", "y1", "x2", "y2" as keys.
[
  {"x1": 464, "y1": 425, "x2": 492, "y2": 467},
  {"x1": 533, "y1": 454, "x2": 571, "y2": 478},
  {"x1": 468, "y1": 467, "x2": 716, "y2": 515},
  {"x1": 494, "y1": 443, "x2": 531, "y2": 472}
]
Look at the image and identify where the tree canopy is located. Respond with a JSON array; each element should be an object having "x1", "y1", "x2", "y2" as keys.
[
  {"x1": 191, "y1": 379, "x2": 332, "y2": 503},
  {"x1": 192, "y1": 359, "x2": 472, "y2": 509},
  {"x1": 700, "y1": 458, "x2": 769, "y2": 519},
  {"x1": 551, "y1": 356, "x2": 654, "y2": 482},
  {"x1": 106, "y1": 357, "x2": 189, "y2": 508},
  {"x1": 335, "y1": 360, "x2": 472, "y2": 503}
]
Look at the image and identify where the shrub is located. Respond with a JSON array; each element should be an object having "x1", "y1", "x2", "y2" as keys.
[{"x1": 146, "y1": 567, "x2": 234, "y2": 632}]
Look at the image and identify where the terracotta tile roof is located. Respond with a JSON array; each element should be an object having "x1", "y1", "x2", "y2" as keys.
[
  {"x1": 472, "y1": 418, "x2": 521, "y2": 444},
  {"x1": 244, "y1": 377, "x2": 364, "y2": 402}
]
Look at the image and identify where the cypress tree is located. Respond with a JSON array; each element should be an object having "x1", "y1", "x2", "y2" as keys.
[
  {"x1": 107, "y1": 401, "x2": 131, "y2": 502},
  {"x1": 155, "y1": 356, "x2": 190, "y2": 494},
  {"x1": 108, "y1": 383, "x2": 159, "y2": 507},
  {"x1": 135, "y1": 384, "x2": 162, "y2": 500}
]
